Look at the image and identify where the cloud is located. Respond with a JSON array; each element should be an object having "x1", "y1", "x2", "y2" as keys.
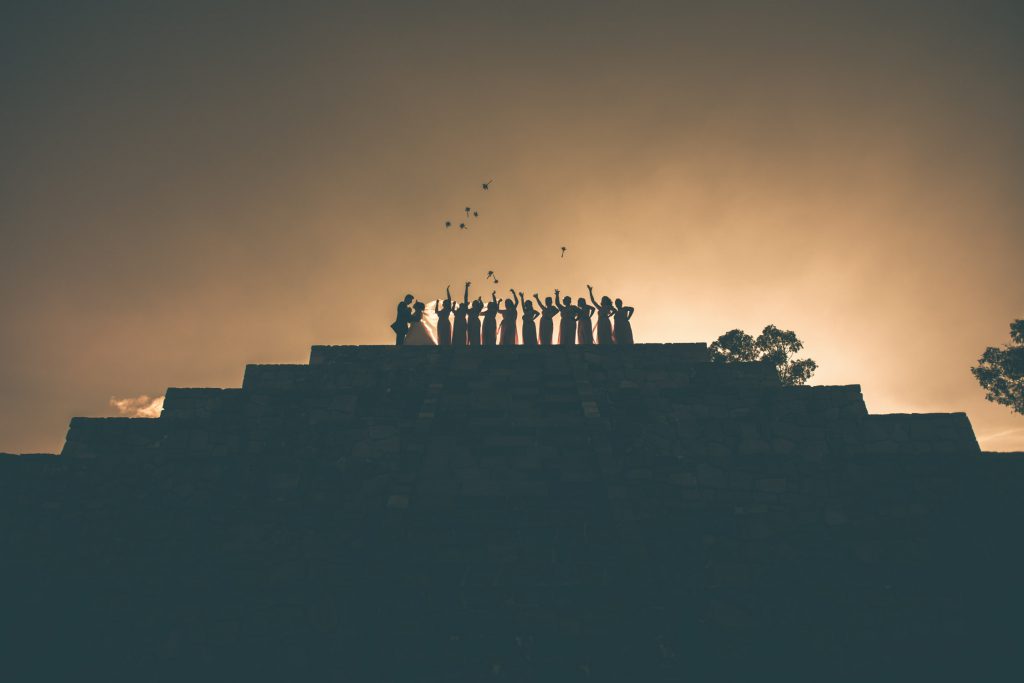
[{"x1": 110, "y1": 395, "x2": 165, "y2": 418}]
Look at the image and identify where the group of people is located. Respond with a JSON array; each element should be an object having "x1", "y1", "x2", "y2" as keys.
[{"x1": 392, "y1": 283, "x2": 634, "y2": 346}]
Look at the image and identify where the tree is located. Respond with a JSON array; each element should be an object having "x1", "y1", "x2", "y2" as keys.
[
  {"x1": 971, "y1": 319, "x2": 1024, "y2": 415},
  {"x1": 709, "y1": 324, "x2": 818, "y2": 386}
]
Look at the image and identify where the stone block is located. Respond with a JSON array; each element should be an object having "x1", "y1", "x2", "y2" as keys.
[
  {"x1": 697, "y1": 463, "x2": 728, "y2": 488},
  {"x1": 755, "y1": 478, "x2": 788, "y2": 493},
  {"x1": 241, "y1": 364, "x2": 313, "y2": 391},
  {"x1": 162, "y1": 388, "x2": 243, "y2": 419}
]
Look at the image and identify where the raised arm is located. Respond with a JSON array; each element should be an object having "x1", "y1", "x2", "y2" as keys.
[
  {"x1": 510, "y1": 289, "x2": 520, "y2": 307},
  {"x1": 587, "y1": 284, "x2": 599, "y2": 310},
  {"x1": 446, "y1": 285, "x2": 452, "y2": 303},
  {"x1": 463, "y1": 281, "x2": 470, "y2": 305},
  {"x1": 491, "y1": 290, "x2": 497, "y2": 304},
  {"x1": 533, "y1": 293, "x2": 544, "y2": 311},
  {"x1": 554, "y1": 290, "x2": 565, "y2": 311}
]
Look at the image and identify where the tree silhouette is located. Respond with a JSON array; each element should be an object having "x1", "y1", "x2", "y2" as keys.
[
  {"x1": 971, "y1": 319, "x2": 1024, "y2": 415},
  {"x1": 710, "y1": 325, "x2": 817, "y2": 386},
  {"x1": 708, "y1": 328, "x2": 757, "y2": 362}
]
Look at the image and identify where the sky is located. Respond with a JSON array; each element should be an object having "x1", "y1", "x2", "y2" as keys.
[{"x1": 1, "y1": 0, "x2": 1022, "y2": 453}]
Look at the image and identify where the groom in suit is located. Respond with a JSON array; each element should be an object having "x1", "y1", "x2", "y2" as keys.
[{"x1": 391, "y1": 294, "x2": 414, "y2": 345}]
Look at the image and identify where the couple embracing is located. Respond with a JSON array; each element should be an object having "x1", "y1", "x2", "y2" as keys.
[{"x1": 391, "y1": 295, "x2": 436, "y2": 346}]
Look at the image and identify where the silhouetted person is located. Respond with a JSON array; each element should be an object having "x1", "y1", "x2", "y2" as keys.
[
  {"x1": 435, "y1": 285, "x2": 454, "y2": 346},
  {"x1": 500, "y1": 290, "x2": 519, "y2": 345},
  {"x1": 521, "y1": 292, "x2": 539, "y2": 346},
  {"x1": 588, "y1": 285, "x2": 615, "y2": 345},
  {"x1": 452, "y1": 282, "x2": 470, "y2": 346},
  {"x1": 482, "y1": 291, "x2": 500, "y2": 345},
  {"x1": 614, "y1": 298, "x2": 635, "y2": 345},
  {"x1": 404, "y1": 301, "x2": 437, "y2": 345},
  {"x1": 534, "y1": 294, "x2": 557, "y2": 345},
  {"x1": 391, "y1": 294, "x2": 414, "y2": 345},
  {"x1": 555, "y1": 290, "x2": 578, "y2": 345},
  {"x1": 576, "y1": 296, "x2": 595, "y2": 345},
  {"x1": 468, "y1": 297, "x2": 484, "y2": 345}
]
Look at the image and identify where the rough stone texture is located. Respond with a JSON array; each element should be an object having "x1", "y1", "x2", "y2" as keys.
[{"x1": 2, "y1": 344, "x2": 1022, "y2": 679}]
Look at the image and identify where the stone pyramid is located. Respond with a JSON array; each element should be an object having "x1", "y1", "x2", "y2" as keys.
[
  {"x1": 3, "y1": 344, "x2": 1020, "y2": 679},
  {"x1": 62, "y1": 343, "x2": 980, "y2": 461}
]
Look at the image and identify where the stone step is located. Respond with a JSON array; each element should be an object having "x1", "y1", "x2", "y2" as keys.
[
  {"x1": 308, "y1": 342, "x2": 712, "y2": 365},
  {"x1": 162, "y1": 378, "x2": 863, "y2": 426},
  {"x1": 60, "y1": 412, "x2": 978, "y2": 459},
  {"x1": 61, "y1": 417, "x2": 166, "y2": 458}
]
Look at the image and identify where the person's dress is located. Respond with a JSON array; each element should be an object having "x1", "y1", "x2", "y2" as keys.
[
  {"x1": 452, "y1": 310, "x2": 468, "y2": 346},
  {"x1": 404, "y1": 317, "x2": 437, "y2": 346},
  {"x1": 521, "y1": 312, "x2": 538, "y2": 346},
  {"x1": 539, "y1": 310, "x2": 554, "y2": 345},
  {"x1": 482, "y1": 313, "x2": 498, "y2": 345},
  {"x1": 468, "y1": 310, "x2": 482, "y2": 345},
  {"x1": 436, "y1": 310, "x2": 452, "y2": 346},
  {"x1": 558, "y1": 308, "x2": 577, "y2": 345},
  {"x1": 596, "y1": 309, "x2": 614, "y2": 345},
  {"x1": 577, "y1": 310, "x2": 594, "y2": 345},
  {"x1": 499, "y1": 309, "x2": 518, "y2": 345},
  {"x1": 614, "y1": 310, "x2": 634, "y2": 345}
]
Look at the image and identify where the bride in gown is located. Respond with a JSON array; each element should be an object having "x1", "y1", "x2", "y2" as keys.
[{"x1": 404, "y1": 301, "x2": 438, "y2": 346}]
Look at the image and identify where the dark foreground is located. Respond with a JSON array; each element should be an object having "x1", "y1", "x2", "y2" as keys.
[{"x1": 3, "y1": 345, "x2": 1022, "y2": 679}]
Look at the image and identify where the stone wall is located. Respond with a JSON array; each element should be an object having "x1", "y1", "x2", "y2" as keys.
[{"x1": 3, "y1": 345, "x2": 1021, "y2": 679}]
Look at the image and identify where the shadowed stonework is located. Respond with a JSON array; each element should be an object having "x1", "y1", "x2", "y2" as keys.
[{"x1": 3, "y1": 344, "x2": 1021, "y2": 678}]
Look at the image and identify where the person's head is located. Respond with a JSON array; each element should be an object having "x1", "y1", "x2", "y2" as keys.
[
  {"x1": 440, "y1": 299, "x2": 451, "y2": 311},
  {"x1": 545, "y1": 296, "x2": 553, "y2": 307},
  {"x1": 403, "y1": 294, "x2": 414, "y2": 304},
  {"x1": 486, "y1": 300, "x2": 498, "y2": 312},
  {"x1": 614, "y1": 298, "x2": 623, "y2": 308},
  {"x1": 413, "y1": 301, "x2": 425, "y2": 312},
  {"x1": 562, "y1": 296, "x2": 572, "y2": 306},
  {"x1": 577, "y1": 297, "x2": 587, "y2": 308},
  {"x1": 601, "y1": 296, "x2": 613, "y2": 310},
  {"x1": 471, "y1": 299, "x2": 483, "y2": 312},
  {"x1": 523, "y1": 300, "x2": 534, "y2": 311},
  {"x1": 505, "y1": 298, "x2": 514, "y2": 308}
]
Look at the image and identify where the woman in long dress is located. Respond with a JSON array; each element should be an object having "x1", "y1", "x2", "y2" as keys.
[
  {"x1": 588, "y1": 285, "x2": 615, "y2": 345},
  {"x1": 534, "y1": 294, "x2": 557, "y2": 345},
  {"x1": 435, "y1": 285, "x2": 453, "y2": 346},
  {"x1": 613, "y1": 298, "x2": 635, "y2": 346},
  {"x1": 451, "y1": 282, "x2": 469, "y2": 346},
  {"x1": 499, "y1": 290, "x2": 519, "y2": 345},
  {"x1": 482, "y1": 292, "x2": 500, "y2": 345},
  {"x1": 554, "y1": 290, "x2": 578, "y2": 345},
  {"x1": 468, "y1": 297, "x2": 483, "y2": 345},
  {"x1": 576, "y1": 296, "x2": 595, "y2": 345},
  {"x1": 403, "y1": 302, "x2": 438, "y2": 345},
  {"x1": 520, "y1": 292, "x2": 539, "y2": 346}
]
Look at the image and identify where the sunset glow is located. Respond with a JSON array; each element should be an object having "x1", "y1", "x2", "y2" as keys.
[{"x1": 1, "y1": 2, "x2": 1021, "y2": 452}]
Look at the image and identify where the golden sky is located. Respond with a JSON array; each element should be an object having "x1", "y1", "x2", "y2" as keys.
[{"x1": 2, "y1": 1, "x2": 1022, "y2": 452}]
